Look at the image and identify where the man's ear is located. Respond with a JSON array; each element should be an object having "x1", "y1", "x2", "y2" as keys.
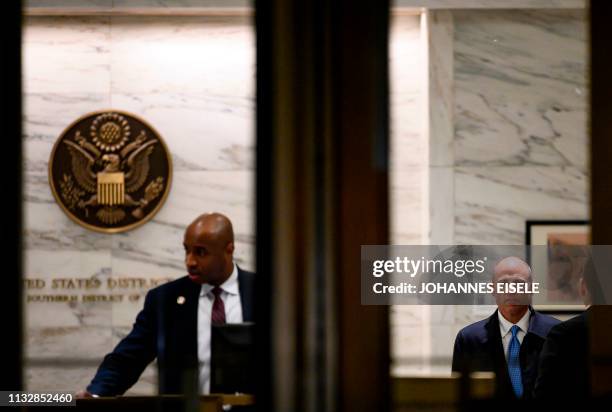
[{"x1": 226, "y1": 242, "x2": 235, "y2": 254}]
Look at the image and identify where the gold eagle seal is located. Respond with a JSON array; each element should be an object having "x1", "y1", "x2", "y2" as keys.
[{"x1": 49, "y1": 110, "x2": 172, "y2": 233}]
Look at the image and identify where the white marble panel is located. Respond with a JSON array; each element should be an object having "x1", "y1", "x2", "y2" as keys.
[
  {"x1": 390, "y1": 306, "x2": 432, "y2": 374},
  {"x1": 390, "y1": 15, "x2": 425, "y2": 171},
  {"x1": 391, "y1": 168, "x2": 426, "y2": 245},
  {"x1": 26, "y1": 0, "x2": 585, "y2": 11},
  {"x1": 109, "y1": 16, "x2": 254, "y2": 97},
  {"x1": 454, "y1": 10, "x2": 587, "y2": 170},
  {"x1": 24, "y1": 250, "x2": 112, "y2": 328},
  {"x1": 427, "y1": 10, "x2": 454, "y2": 167},
  {"x1": 26, "y1": 326, "x2": 113, "y2": 360},
  {"x1": 392, "y1": 306, "x2": 437, "y2": 374},
  {"x1": 428, "y1": 167, "x2": 454, "y2": 244},
  {"x1": 23, "y1": 14, "x2": 256, "y2": 392},
  {"x1": 23, "y1": 93, "x2": 110, "y2": 174},
  {"x1": 24, "y1": 173, "x2": 114, "y2": 251},
  {"x1": 391, "y1": 331, "x2": 427, "y2": 374},
  {"x1": 26, "y1": 364, "x2": 103, "y2": 392},
  {"x1": 25, "y1": 363, "x2": 157, "y2": 395},
  {"x1": 112, "y1": 0, "x2": 250, "y2": 7},
  {"x1": 389, "y1": 12, "x2": 429, "y2": 377},
  {"x1": 156, "y1": 170, "x2": 254, "y2": 246},
  {"x1": 428, "y1": 305, "x2": 455, "y2": 325},
  {"x1": 429, "y1": 324, "x2": 455, "y2": 359},
  {"x1": 111, "y1": 93, "x2": 253, "y2": 171},
  {"x1": 27, "y1": 0, "x2": 247, "y2": 7},
  {"x1": 395, "y1": 0, "x2": 585, "y2": 8},
  {"x1": 26, "y1": 0, "x2": 112, "y2": 7},
  {"x1": 24, "y1": 249, "x2": 113, "y2": 360},
  {"x1": 455, "y1": 166, "x2": 588, "y2": 244},
  {"x1": 23, "y1": 17, "x2": 111, "y2": 94},
  {"x1": 391, "y1": 305, "x2": 431, "y2": 326}
]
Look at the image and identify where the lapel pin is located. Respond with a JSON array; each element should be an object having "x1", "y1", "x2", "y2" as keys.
[{"x1": 177, "y1": 296, "x2": 186, "y2": 305}]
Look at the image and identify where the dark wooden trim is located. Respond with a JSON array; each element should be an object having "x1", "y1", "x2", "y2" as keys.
[
  {"x1": 589, "y1": 0, "x2": 612, "y2": 398},
  {"x1": 256, "y1": 0, "x2": 390, "y2": 411},
  {"x1": 0, "y1": 0, "x2": 23, "y2": 391},
  {"x1": 334, "y1": 1, "x2": 390, "y2": 412},
  {"x1": 254, "y1": 0, "x2": 273, "y2": 410}
]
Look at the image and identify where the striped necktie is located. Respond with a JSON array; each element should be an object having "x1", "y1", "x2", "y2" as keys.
[{"x1": 211, "y1": 286, "x2": 226, "y2": 325}]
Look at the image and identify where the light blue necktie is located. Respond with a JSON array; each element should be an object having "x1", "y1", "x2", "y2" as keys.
[{"x1": 507, "y1": 325, "x2": 524, "y2": 398}]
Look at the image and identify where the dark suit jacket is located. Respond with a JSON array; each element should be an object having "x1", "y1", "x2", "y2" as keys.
[
  {"x1": 533, "y1": 308, "x2": 590, "y2": 400},
  {"x1": 451, "y1": 307, "x2": 560, "y2": 399},
  {"x1": 87, "y1": 267, "x2": 255, "y2": 396}
]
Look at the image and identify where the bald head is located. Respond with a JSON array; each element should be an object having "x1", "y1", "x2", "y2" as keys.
[
  {"x1": 188, "y1": 212, "x2": 234, "y2": 246},
  {"x1": 493, "y1": 256, "x2": 532, "y2": 282},
  {"x1": 493, "y1": 256, "x2": 532, "y2": 321},
  {"x1": 184, "y1": 213, "x2": 235, "y2": 285}
]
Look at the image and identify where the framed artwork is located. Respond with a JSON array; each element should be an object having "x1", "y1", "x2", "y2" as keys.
[{"x1": 525, "y1": 220, "x2": 590, "y2": 313}]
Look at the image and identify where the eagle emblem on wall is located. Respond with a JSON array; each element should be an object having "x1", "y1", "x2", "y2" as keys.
[{"x1": 49, "y1": 110, "x2": 172, "y2": 233}]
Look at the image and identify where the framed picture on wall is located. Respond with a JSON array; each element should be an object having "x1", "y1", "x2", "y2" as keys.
[{"x1": 525, "y1": 220, "x2": 590, "y2": 313}]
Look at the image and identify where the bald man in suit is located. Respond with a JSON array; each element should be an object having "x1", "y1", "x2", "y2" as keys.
[
  {"x1": 452, "y1": 257, "x2": 560, "y2": 399},
  {"x1": 78, "y1": 213, "x2": 255, "y2": 397}
]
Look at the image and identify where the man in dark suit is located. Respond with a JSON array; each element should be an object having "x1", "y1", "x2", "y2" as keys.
[
  {"x1": 77, "y1": 213, "x2": 255, "y2": 396},
  {"x1": 533, "y1": 254, "x2": 599, "y2": 399},
  {"x1": 452, "y1": 256, "x2": 560, "y2": 399}
]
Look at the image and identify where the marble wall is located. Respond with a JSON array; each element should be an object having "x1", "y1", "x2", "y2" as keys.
[
  {"x1": 441, "y1": 9, "x2": 588, "y2": 372},
  {"x1": 22, "y1": 5, "x2": 589, "y2": 388},
  {"x1": 25, "y1": 11, "x2": 422, "y2": 393},
  {"x1": 391, "y1": 8, "x2": 588, "y2": 376},
  {"x1": 389, "y1": 13, "x2": 430, "y2": 375},
  {"x1": 453, "y1": 9, "x2": 588, "y2": 244},
  {"x1": 25, "y1": 0, "x2": 586, "y2": 11},
  {"x1": 390, "y1": 14, "x2": 427, "y2": 246},
  {"x1": 23, "y1": 15, "x2": 255, "y2": 393}
]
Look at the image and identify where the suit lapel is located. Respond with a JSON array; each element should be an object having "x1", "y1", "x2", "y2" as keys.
[
  {"x1": 172, "y1": 277, "x2": 201, "y2": 365},
  {"x1": 520, "y1": 308, "x2": 546, "y2": 396},
  {"x1": 485, "y1": 310, "x2": 513, "y2": 396},
  {"x1": 484, "y1": 311, "x2": 507, "y2": 369},
  {"x1": 238, "y1": 267, "x2": 255, "y2": 322}
]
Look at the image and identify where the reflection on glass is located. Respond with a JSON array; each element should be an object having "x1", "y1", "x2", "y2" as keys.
[
  {"x1": 23, "y1": 2, "x2": 255, "y2": 400},
  {"x1": 389, "y1": 3, "x2": 589, "y2": 386}
]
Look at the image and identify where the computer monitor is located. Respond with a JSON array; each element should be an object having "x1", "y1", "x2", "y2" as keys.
[{"x1": 210, "y1": 322, "x2": 255, "y2": 394}]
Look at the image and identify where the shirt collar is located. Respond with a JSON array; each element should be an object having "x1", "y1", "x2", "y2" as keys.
[
  {"x1": 200, "y1": 263, "x2": 239, "y2": 297},
  {"x1": 498, "y1": 308, "x2": 530, "y2": 337}
]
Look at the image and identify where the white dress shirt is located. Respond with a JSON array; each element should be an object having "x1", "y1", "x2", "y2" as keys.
[
  {"x1": 498, "y1": 309, "x2": 530, "y2": 362},
  {"x1": 197, "y1": 264, "x2": 243, "y2": 394}
]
